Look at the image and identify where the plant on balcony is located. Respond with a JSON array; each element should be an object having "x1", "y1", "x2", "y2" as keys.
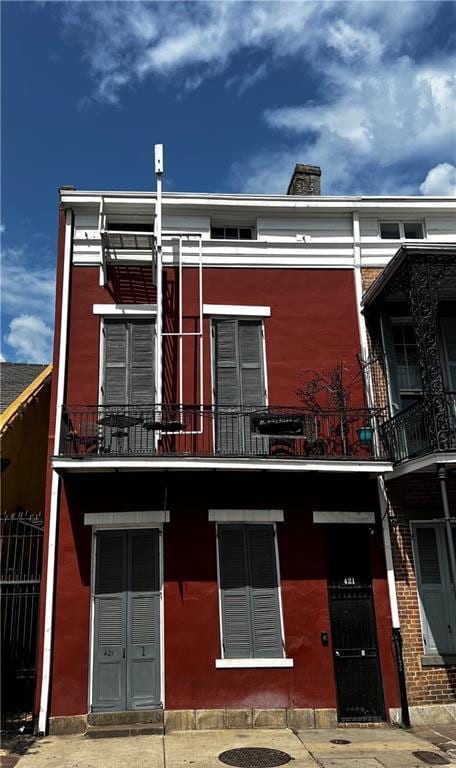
[{"x1": 295, "y1": 361, "x2": 370, "y2": 456}]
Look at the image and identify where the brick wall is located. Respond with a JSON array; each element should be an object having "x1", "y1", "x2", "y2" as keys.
[
  {"x1": 386, "y1": 473, "x2": 456, "y2": 706},
  {"x1": 361, "y1": 268, "x2": 383, "y2": 293}
]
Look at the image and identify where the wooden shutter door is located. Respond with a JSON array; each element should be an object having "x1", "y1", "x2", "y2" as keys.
[
  {"x1": 247, "y1": 525, "x2": 283, "y2": 658},
  {"x1": 127, "y1": 530, "x2": 161, "y2": 709},
  {"x1": 92, "y1": 531, "x2": 127, "y2": 712},
  {"x1": 104, "y1": 322, "x2": 128, "y2": 404},
  {"x1": 218, "y1": 525, "x2": 253, "y2": 658},
  {"x1": 239, "y1": 321, "x2": 266, "y2": 454},
  {"x1": 128, "y1": 322, "x2": 155, "y2": 453},
  {"x1": 214, "y1": 321, "x2": 241, "y2": 453},
  {"x1": 413, "y1": 525, "x2": 453, "y2": 655}
]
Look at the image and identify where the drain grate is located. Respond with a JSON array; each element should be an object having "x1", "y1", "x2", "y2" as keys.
[
  {"x1": 330, "y1": 739, "x2": 351, "y2": 745},
  {"x1": 219, "y1": 747, "x2": 292, "y2": 767},
  {"x1": 412, "y1": 752, "x2": 451, "y2": 766}
]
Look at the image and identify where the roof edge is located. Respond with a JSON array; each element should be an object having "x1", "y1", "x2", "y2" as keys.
[{"x1": 0, "y1": 364, "x2": 53, "y2": 433}]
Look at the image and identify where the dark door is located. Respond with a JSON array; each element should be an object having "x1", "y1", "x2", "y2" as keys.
[
  {"x1": 92, "y1": 529, "x2": 161, "y2": 712},
  {"x1": 327, "y1": 526, "x2": 386, "y2": 723}
]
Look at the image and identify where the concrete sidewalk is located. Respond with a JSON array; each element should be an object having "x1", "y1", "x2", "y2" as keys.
[{"x1": 3, "y1": 726, "x2": 456, "y2": 768}]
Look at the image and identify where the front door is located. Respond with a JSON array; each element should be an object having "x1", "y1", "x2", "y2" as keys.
[
  {"x1": 92, "y1": 529, "x2": 161, "y2": 712},
  {"x1": 327, "y1": 526, "x2": 386, "y2": 723}
]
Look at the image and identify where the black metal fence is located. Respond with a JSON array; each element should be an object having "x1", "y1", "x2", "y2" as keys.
[
  {"x1": 1, "y1": 510, "x2": 43, "y2": 733},
  {"x1": 60, "y1": 404, "x2": 388, "y2": 461},
  {"x1": 380, "y1": 392, "x2": 456, "y2": 463}
]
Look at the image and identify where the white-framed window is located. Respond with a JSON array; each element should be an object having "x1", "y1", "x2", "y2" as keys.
[
  {"x1": 379, "y1": 221, "x2": 425, "y2": 240},
  {"x1": 102, "y1": 319, "x2": 155, "y2": 405},
  {"x1": 216, "y1": 523, "x2": 287, "y2": 662},
  {"x1": 211, "y1": 226, "x2": 254, "y2": 240},
  {"x1": 412, "y1": 521, "x2": 456, "y2": 656}
]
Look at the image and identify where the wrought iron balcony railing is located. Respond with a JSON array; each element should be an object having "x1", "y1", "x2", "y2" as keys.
[
  {"x1": 379, "y1": 393, "x2": 456, "y2": 463},
  {"x1": 59, "y1": 405, "x2": 388, "y2": 461}
]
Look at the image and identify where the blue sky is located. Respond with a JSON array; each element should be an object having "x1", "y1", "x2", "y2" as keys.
[{"x1": 1, "y1": 0, "x2": 455, "y2": 363}]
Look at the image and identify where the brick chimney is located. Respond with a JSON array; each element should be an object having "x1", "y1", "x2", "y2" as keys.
[{"x1": 287, "y1": 164, "x2": 321, "y2": 196}]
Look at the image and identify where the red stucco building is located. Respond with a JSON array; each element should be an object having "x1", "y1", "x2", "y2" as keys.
[{"x1": 35, "y1": 159, "x2": 456, "y2": 735}]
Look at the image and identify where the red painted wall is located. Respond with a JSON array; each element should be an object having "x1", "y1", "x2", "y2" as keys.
[
  {"x1": 48, "y1": 472, "x2": 400, "y2": 717},
  {"x1": 42, "y1": 258, "x2": 400, "y2": 720},
  {"x1": 64, "y1": 265, "x2": 364, "y2": 407}
]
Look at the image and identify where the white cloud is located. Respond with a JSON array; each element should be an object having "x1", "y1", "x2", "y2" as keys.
[
  {"x1": 4, "y1": 315, "x2": 53, "y2": 363},
  {"x1": 420, "y1": 163, "x2": 456, "y2": 196},
  {"x1": 1, "y1": 245, "x2": 55, "y2": 319},
  {"x1": 327, "y1": 19, "x2": 384, "y2": 64},
  {"x1": 253, "y1": 55, "x2": 456, "y2": 194},
  {"x1": 60, "y1": 2, "x2": 441, "y2": 103},
  {"x1": 0, "y1": 352, "x2": 6, "y2": 362},
  {"x1": 58, "y1": 1, "x2": 455, "y2": 194},
  {"x1": 0, "y1": 224, "x2": 5, "y2": 234}
]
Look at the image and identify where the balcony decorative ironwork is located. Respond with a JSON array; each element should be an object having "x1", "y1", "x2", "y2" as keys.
[
  {"x1": 59, "y1": 404, "x2": 387, "y2": 461},
  {"x1": 379, "y1": 393, "x2": 456, "y2": 463}
]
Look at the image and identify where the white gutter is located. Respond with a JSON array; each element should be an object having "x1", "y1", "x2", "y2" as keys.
[{"x1": 38, "y1": 209, "x2": 73, "y2": 734}]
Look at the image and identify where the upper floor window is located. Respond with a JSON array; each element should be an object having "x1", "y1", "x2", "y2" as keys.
[
  {"x1": 103, "y1": 320, "x2": 155, "y2": 405},
  {"x1": 379, "y1": 221, "x2": 425, "y2": 240},
  {"x1": 211, "y1": 226, "x2": 253, "y2": 240}
]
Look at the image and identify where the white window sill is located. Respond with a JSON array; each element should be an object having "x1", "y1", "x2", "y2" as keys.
[{"x1": 216, "y1": 658, "x2": 293, "y2": 669}]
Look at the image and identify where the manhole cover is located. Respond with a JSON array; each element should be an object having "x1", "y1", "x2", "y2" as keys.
[
  {"x1": 330, "y1": 739, "x2": 351, "y2": 745},
  {"x1": 219, "y1": 747, "x2": 292, "y2": 767},
  {"x1": 412, "y1": 752, "x2": 451, "y2": 766}
]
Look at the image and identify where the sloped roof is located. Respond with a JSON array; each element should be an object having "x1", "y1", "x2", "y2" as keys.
[{"x1": 0, "y1": 363, "x2": 49, "y2": 413}]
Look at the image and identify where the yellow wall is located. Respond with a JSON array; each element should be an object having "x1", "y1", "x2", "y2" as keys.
[{"x1": 1, "y1": 380, "x2": 51, "y2": 516}]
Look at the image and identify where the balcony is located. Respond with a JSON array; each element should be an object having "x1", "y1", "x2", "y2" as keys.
[
  {"x1": 380, "y1": 393, "x2": 456, "y2": 464},
  {"x1": 58, "y1": 404, "x2": 388, "y2": 466}
]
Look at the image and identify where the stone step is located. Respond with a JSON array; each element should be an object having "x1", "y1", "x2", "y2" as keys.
[
  {"x1": 87, "y1": 709, "x2": 164, "y2": 727},
  {"x1": 85, "y1": 723, "x2": 163, "y2": 739}
]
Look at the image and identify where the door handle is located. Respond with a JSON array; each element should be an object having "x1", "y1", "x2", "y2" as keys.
[{"x1": 123, "y1": 649, "x2": 126, "y2": 658}]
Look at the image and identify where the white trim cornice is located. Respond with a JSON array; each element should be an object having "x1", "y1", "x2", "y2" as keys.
[
  {"x1": 209, "y1": 509, "x2": 283, "y2": 522},
  {"x1": 203, "y1": 304, "x2": 271, "y2": 317},
  {"x1": 92, "y1": 304, "x2": 157, "y2": 316},
  {"x1": 84, "y1": 510, "x2": 170, "y2": 526}
]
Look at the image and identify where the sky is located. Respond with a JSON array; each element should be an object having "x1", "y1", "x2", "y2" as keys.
[{"x1": 1, "y1": 0, "x2": 455, "y2": 363}]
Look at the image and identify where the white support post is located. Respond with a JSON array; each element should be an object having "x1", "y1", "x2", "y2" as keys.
[
  {"x1": 154, "y1": 145, "x2": 163, "y2": 414},
  {"x1": 378, "y1": 476, "x2": 400, "y2": 628}
]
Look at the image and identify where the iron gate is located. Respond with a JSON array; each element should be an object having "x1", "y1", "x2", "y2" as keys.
[
  {"x1": 1, "y1": 511, "x2": 43, "y2": 732},
  {"x1": 327, "y1": 526, "x2": 386, "y2": 723}
]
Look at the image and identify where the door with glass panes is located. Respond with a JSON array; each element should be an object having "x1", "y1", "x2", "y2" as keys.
[
  {"x1": 213, "y1": 319, "x2": 267, "y2": 455},
  {"x1": 92, "y1": 529, "x2": 161, "y2": 712}
]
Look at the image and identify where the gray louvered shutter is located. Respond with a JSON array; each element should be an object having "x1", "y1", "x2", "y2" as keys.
[
  {"x1": 214, "y1": 321, "x2": 241, "y2": 453},
  {"x1": 130, "y1": 322, "x2": 155, "y2": 404},
  {"x1": 239, "y1": 322, "x2": 266, "y2": 454},
  {"x1": 215, "y1": 321, "x2": 239, "y2": 405},
  {"x1": 218, "y1": 525, "x2": 253, "y2": 658},
  {"x1": 248, "y1": 525, "x2": 283, "y2": 658},
  {"x1": 127, "y1": 530, "x2": 161, "y2": 708},
  {"x1": 92, "y1": 531, "x2": 127, "y2": 712},
  {"x1": 239, "y1": 322, "x2": 265, "y2": 406},
  {"x1": 413, "y1": 525, "x2": 453, "y2": 655},
  {"x1": 104, "y1": 322, "x2": 128, "y2": 404}
]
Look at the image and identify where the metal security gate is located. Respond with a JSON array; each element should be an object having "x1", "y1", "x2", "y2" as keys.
[
  {"x1": 327, "y1": 526, "x2": 386, "y2": 723},
  {"x1": 1, "y1": 511, "x2": 43, "y2": 732}
]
